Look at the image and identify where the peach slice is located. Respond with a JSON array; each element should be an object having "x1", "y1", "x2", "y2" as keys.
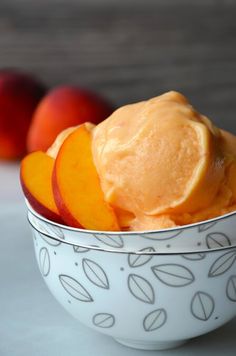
[
  {"x1": 47, "y1": 126, "x2": 79, "y2": 158},
  {"x1": 47, "y1": 123, "x2": 94, "y2": 159},
  {"x1": 52, "y1": 125, "x2": 119, "y2": 231},
  {"x1": 20, "y1": 151, "x2": 62, "y2": 223}
]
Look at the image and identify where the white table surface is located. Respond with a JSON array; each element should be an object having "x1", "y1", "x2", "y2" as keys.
[{"x1": 0, "y1": 162, "x2": 236, "y2": 356}]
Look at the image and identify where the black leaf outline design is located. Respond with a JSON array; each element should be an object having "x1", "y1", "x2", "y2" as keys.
[
  {"x1": 152, "y1": 264, "x2": 195, "y2": 287},
  {"x1": 39, "y1": 247, "x2": 50, "y2": 277},
  {"x1": 46, "y1": 224, "x2": 64, "y2": 238},
  {"x1": 128, "y1": 247, "x2": 155, "y2": 268},
  {"x1": 93, "y1": 234, "x2": 124, "y2": 248},
  {"x1": 82, "y1": 258, "x2": 109, "y2": 289},
  {"x1": 182, "y1": 253, "x2": 205, "y2": 261},
  {"x1": 39, "y1": 232, "x2": 62, "y2": 246},
  {"x1": 191, "y1": 291, "x2": 215, "y2": 321},
  {"x1": 29, "y1": 213, "x2": 64, "y2": 246},
  {"x1": 226, "y1": 275, "x2": 236, "y2": 302},
  {"x1": 140, "y1": 230, "x2": 183, "y2": 241},
  {"x1": 208, "y1": 250, "x2": 236, "y2": 278},
  {"x1": 143, "y1": 308, "x2": 167, "y2": 332},
  {"x1": 73, "y1": 245, "x2": 90, "y2": 253},
  {"x1": 206, "y1": 233, "x2": 231, "y2": 249},
  {"x1": 59, "y1": 275, "x2": 93, "y2": 302},
  {"x1": 198, "y1": 222, "x2": 217, "y2": 232},
  {"x1": 30, "y1": 215, "x2": 64, "y2": 239},
  {"x1": 92, "y1": 313, "x2": 115, "y2": 328},
  {"x1": 128, "y1": 274, "x2": 155, "y2": 304}
]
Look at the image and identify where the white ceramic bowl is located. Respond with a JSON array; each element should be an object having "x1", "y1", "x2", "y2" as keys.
[{"x1": 26, "y1": 201, "x2": 236, "y2": 351}]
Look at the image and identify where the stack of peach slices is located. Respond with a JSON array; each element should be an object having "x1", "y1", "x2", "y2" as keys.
[
  {"x1": 20, "y1": 124, "x2": 120, "y2": 232},
  {"x1": 20, "y1": 124, "x2": 120, "y2": 231}
]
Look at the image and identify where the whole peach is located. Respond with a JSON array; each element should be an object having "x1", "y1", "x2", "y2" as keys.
[
  {"x1": 27, "y1": 86, "x2": 114, "y2": 152},
  {"x1": 0, "y1": 70, "x2": 46, "y2": 160}
]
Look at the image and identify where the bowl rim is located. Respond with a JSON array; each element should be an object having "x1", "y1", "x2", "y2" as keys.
[
  {"x1": 26, "y1": 199, "x2": 236, "y2": 235},
  {"x1": 28, "y1": 215, "x2": 236, "y2": 255},
  {"x1": 26, "y1": 200, "x2": 236, "y2": 255}
]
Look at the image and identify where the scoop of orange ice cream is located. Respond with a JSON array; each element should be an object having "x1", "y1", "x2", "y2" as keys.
[
  {"x1": 92, "y1": 91, "x2": 235, "y2": 230},
  {"x1": 46, "y1": 91, "x2": 236, "y2": 231},
  {"x1": 220, "y1": 129, "x2": 236, "y2": 203}
]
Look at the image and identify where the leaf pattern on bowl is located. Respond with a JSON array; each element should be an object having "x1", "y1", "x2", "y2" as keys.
[
  {"x1": 39, "y1": 232, "x2": 62, "y2": 246},
  {"x1": 93, "y1": 313, "x2": 115, "y2": 328},
  {"x1": 128, "y1": 274, "x2": 155, "y2": 304},
  {"x1": 45, "y1": 224, "x2": 64, "y2": 239},
  {"x1": 29, "y1": 213, "x2": 64, "y2": 243},
  {"x1": 93, "y1": 234, "x2": 124, "y2": 248},
  {"x1": 191, "y1": 291, "x2": 215, "y2": 321},
  {"x1": 128, "y1": 247, "x2": 155, "y2": 268},
  {"x1": 140, "y1": 230, "x2": 183, "y2": 241},
  {"x1": 206, "y1": 233, "x2": 231, "y2": 249},
  {"x1": 39, "y1": 247, "x2": 50, "y2": 277},
  {"x1": 198, "y1": 222, "x2": 217, "y2": 232},
  {"x1": 208, "y1": 250, "x2": 236, "y2": 277},
  {"x1": 82, "y1": 258, "x2": 109, "y2": 289},
  {"x1": 182, "y1": 253, "x2": 206, "y2": 261},
  {"x1": 143, "y1": 308, "x2": 167, "y2": 332},
  {"x1": 59, "y1": 275, "x2": 93, "y2": 302},
  {"x1": 152, "y1": 264, "x2": 195, "y2": 287},
  {"x1": 226, "y1": 275, "x2": 236, "y2": 302},
  {"x1": 73, "y1": 245, "x2": 90, "y2": 253},
  {"x1": 33, "y1": 231, "x2": 37, "y2": 241},
  {"x1": 29, "y1": 210, "x2": 236, "y2": 343},
  {"x1": 31, "y1": 215, "x2": 64, "y2": 238}
]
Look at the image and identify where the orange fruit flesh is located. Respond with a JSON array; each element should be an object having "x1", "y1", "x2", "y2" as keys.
[
  {"x1": 53, "y1": 125, "x2": 119, "y2": 231},
  {"x1": 20, "y1": 151, "x2": 62, "y2": 222}
]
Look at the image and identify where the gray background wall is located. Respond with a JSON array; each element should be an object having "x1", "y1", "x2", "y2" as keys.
[{"x1": 0, "y1": 0, "x2": 235, "y2": 131}]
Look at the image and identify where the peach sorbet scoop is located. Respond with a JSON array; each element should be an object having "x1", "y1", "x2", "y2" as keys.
[{"x1": 92, "y1": 91, "x2": 236, "y2": 230}]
